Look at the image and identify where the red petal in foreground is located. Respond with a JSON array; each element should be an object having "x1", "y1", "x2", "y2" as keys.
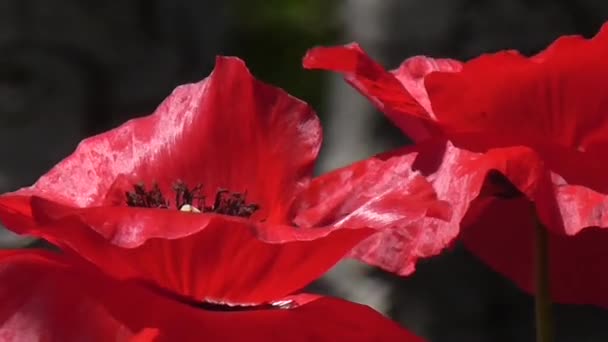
[
  {"x1": 0, "y1": 250, "x2": 146, "y2": 342},
  {"x1": 0, "y1": 250, "x2": 424, "y2": 342},
  {"x1": 92, "y1": 281, "x2": 427, "y2": 342}
]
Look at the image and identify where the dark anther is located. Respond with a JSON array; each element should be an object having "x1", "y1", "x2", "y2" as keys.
[
  {"x1": 206, "y1": 190, "x2": 260, "y2": 218},
  {"x1": 125, "y1": 183, "x2": 169, "y2": 208},
  {"x1": 125, "y1": 181, "x2": 260, "y2": 218},
  {"x1": 173, "y1": 181, "x2": 205, "y2": 210}
]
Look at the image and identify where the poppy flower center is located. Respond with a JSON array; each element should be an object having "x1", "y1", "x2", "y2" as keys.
[{"x1": 125, "y1": 181, "x2": 260, "y2": 218}]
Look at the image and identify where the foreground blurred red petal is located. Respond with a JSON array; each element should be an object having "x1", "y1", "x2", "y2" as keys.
[
  {"x1": 95, "y1": 286, "x2": 427, "y2": 342},
  {"x1": 0, "y1": 250, "x2": 147, "y2": 342},
  {"x1": 0, "y1": 250, "x2": 423, "y2": 342}
]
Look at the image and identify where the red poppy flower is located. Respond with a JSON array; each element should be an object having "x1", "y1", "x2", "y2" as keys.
[
  {"x1": 304, "y1": 23, "x2": 608, "y2": 307},
  {"x1": 0, "y1": 56, "x2": 428, "y2": 340}
]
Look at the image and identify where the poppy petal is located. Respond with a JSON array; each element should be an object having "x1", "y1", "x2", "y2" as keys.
[
  {"x1": 349, "y1": 140, "x2": 488, "y2": 275},
  {"x1": 294, "y1": 151, "x2": 451, "y2": 275},
  {"x1": 461, "y1": 145, "x2": 608, "y2": 238},
  {"x1": 9, "y1": 56, "x2": 320, "y2": 222},
  {"x1": 189, "y1": 295, "x2": 426, "y2": 342},
  {"x1": 303, "y1": 44, "x2": 435, "y2": 141},
  {"x1": 88, "y1": 277, "x2": 425, "y2": 342},
  {"x1": 23, "y1": 196, "x2": 373, "y2": 305},
  {"x1": 346, "y1": 140, "x2": 599, "y2": 276},
  {"x1": 0, "y1": 250, "x2": 422, "y2": 341},
  {"x1": 391, "y1": 55, "x2": 462, "y2": 118},
  {"x1": 403, "y1": 142, "x2": 608, "y2": 306},
  {"x1": 425, "y1": 23, "x2": 608, "y2": 172},
  {"x1": 0, "y1": 249, "x2": 146, "y2": 341}
]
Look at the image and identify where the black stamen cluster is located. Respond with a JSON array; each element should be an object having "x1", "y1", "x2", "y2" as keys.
[
  {"x1": 207, "y1": 189, "x2": 260, "y2": 218},
  {"x1": 125, "y1": 183, "x2": 169, "y2": 208},
  {"x1": 125, "y1": 181, "x2": 260, "y2": 218}
]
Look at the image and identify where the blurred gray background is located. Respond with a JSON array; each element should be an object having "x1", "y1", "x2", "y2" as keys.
[{"x1": 1, "y1": 1, "x2": 608, "y2": 341}]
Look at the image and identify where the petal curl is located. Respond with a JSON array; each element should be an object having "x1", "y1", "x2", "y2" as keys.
[
  {"x1": 391, "y1": 55, "x2": 462, "y2": 118},
  {"x1": 304, "y1": 44, "x2": 436, "y2": 141}
]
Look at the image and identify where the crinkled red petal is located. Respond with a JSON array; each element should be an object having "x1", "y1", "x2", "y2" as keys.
[
  {"x1": 349, "y1": 140, "x2": 608, "y2": 284},
  {"x1": 295, "y1": 150, "x2": 451, "y2": 275}
]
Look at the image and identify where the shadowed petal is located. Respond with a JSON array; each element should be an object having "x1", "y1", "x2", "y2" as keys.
[
  {"x1": 0, "y1": 250, "x2": 149, "y2": 342},
  {"x1": 90, "y1": 280, "x2": 425, "y2": 342},
  {"x1": 0, "y1": 250, "x2": 423, "y2": 341},
  {"x1": 463, "y1": 197, "x2": 608, "y2": 308}
]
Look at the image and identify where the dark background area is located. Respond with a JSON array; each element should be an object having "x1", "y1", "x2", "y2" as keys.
[{"x1": 1, "y1": 1, "x2": 607, "y2": 341}]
